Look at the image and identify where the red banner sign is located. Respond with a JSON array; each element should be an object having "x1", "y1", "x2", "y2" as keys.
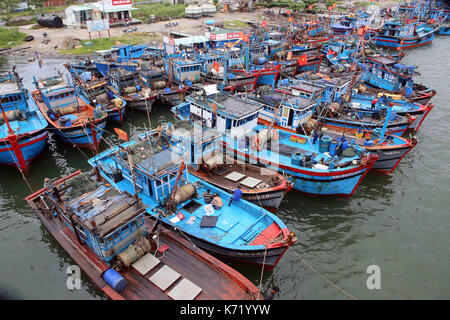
[{"x1": 112, "y1": 0, "x2": 132, "y2": 5}]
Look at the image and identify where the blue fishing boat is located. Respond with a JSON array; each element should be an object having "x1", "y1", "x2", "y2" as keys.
[
  {"x1": 314, "y1": 99, "x2": 415, "y2": 137},
  {"x1": 66, "y1": 65, "x2": 127, "y2": 123},
  {"x1": 138, "y1": 62, "x2": 187, "y2": 106},
  {"x1": 88, "y1": 139, "x2": 297, "y2": 269},
  {"x1": 198, "y1": 53, "x2": 258, "y2": 92},
  {"x1": 348, "y1": 93, "x2": 434, "y2": 131},
  {"x1": 253, "y1": 92, "x2": 418, "y2": 174},
  {"x1": 438, "y1": 24, "x2": 450, "y2": 34},
  {"x1": 358, "y1": 54, "x2": 436, "y2": 104},
  {"x1": 373, "y1": 20, "x2": 435, "y2": 50},
  {"x1": 171, "y1": 92, "x2": 377, "y2": 196},
  {"x1": 32, "y1": 73, "x2": 107, "y2": 150},
  {"x1": 0, "y1": 71, "x2": 48, "y2": 174},
  {"x1": 139, "y1": 127, "x2": 292, "y2": 210},
  {"x1": 106, "y1": 68, "x2": 157, "y2": 112},
  {"x1": 281, "y1": 72, "x2": 353, "y2": 104},
  {"x1": 286, "y1": 44, "x2": 323, "y2": 74},
  {"x1": 247, "y1": 89, "x2": 322, "y2": 131},
  {"x1": 225, "y1": 123, "x2": 378, "y2": 196}
]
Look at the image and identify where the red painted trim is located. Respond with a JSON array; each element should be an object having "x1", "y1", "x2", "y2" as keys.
[
  {"x1": 413, "y1": 104, "x2": 434, "y2": 132},
  {"x1": 374, "y1": 138, "x2": 417, "y2": 174}
]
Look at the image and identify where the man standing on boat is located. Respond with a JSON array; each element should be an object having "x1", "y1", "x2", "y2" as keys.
[{"x1": 228, "y1": 185, "x2": 243, "y2": 206}]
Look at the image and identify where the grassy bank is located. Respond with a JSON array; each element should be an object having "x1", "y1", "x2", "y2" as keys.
[
  {"x1": 0, "y1": 5, "x2": 67, "y2": 18},
  {"x1": 59, "y1": 32, "x2": 159, "y2": 55},
  {"x1": 135, "y1": 3, "x2": 186, "y2": 21},
  {"x1": 223, "y1": 20, "x2": 250, "y2": 29},
  {"x1": 0, "y1": 27, "x2": 28, "y2": 48}
]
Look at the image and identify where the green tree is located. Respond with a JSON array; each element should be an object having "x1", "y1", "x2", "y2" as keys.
[
  {"x1": 27, "y1": 0, "x2": 46, "y2": 14},
  {"x1": 0, "y1": 0, "x2": 21, "y2": 21}
]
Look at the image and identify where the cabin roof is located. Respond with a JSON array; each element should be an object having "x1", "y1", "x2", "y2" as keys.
[
  {"x1": 68, "y1": 185, "x2": 144, "y2": 236},
  {"x1": 251, "y1": 92, "x2": 316, "y2": 110},
  {"x1": 287, "y1": 81, "x2": 325, "y2": 93},
  {"x1": 190, "y1": 95, "x2": 261, "y2": 120},
  {"x1": 138, "y1": 149, "x2": 183, "y2": 178},
  {"x1": 0, "y1": 82, "x2": 20, "y2": 96}
]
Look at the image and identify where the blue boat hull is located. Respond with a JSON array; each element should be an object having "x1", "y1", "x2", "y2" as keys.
[
  {"x1": 53, "y1": 120, "x2": 106, "y2": 150},
  {"x1": 0, "y1": 130, "x2": 48, "y2": 172},
  {"x1": 374, "y1": 33, "x2": 435, "y2": 50},
  {"x1": 230, "y1": 148, "x2": 376, "y2": 197}
]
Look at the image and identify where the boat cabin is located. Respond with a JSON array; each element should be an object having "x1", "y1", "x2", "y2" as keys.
[
  {"x1": 380, "y1": 21, "x2": 415, "y2": 38},
  {"x1": 164, "y1": 58, "x2": 202, "y2": 84},
  {"x1": 47, "y1": 176, "x2": 148, "y2": 263},
  {"x1": 293, "y1": 72, "x2": 352, "y2": 103},
  {"x1": 185, "y1": 94, "x2": 261, "y2": 137},
  {"x1": 249, "y1": 91, "x2": 317, "y2": 131},
  {"x1": 99, "y1": 141, "x2": 188, "y2": 205},
  {"x1": 362, "y1": 55, "x2": 416, "y2": 92},
  {"x1": 107, "y1": 69, "x2": 142, "y2": 96}
]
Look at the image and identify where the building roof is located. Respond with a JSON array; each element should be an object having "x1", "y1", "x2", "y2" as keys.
[
  {"x1": 67, "y1": 4, "x2": 93, "y2": 12},
  {"x1": 89, "y1": 1, "x2": 137, "y2": 13}
]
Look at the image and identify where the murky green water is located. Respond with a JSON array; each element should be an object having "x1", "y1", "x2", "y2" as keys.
[{"x1": 1, "y1": 38, "x2": 449, "y2": 300}]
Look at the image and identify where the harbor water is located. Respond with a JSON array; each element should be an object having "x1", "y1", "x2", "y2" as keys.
[{"x1": 0, "y1": 38, "x2": 449, "y2": 299}]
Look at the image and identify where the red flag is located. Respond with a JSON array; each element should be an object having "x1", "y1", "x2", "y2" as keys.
[
  {"x1": 261, "y1": 20, "x2": 267, "y2": 28},
  {"x1": 357, "y1": 27, "x2": 364, "y2": 36},
  {"x1": 114, "y1": 128, "x2": 129, "y2": 141},
  {"x1": 286, "y1": 10, "x2": 291, "y2": 15},
  {"x1": 213, "y1": 62, "x2": 220, "y2": 72},
  {"x1": 243, "y1": 34, "x2": 249, "y2": 42},
  {"x1": 297, "y1": 54, "x2": 308, "y2": 66},
  {"x1": 309, "y1": 5, "x2": 313, "y2": 9},
  {"x1": 327, "y1": 48, "x2": 333, "y2": 55}
]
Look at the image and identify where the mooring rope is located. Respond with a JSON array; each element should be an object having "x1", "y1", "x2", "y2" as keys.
[
  {"x1": 257, "y1": 245, "x2": 268, "y2": 300},
  {"x1": 290, "y1": 247, "x2": 358, "y2": 300}
]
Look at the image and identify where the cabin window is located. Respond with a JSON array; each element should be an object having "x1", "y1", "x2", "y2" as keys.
[
  {"x1": 148, "y1": 179, "x2": 153, "y2": 197},
  {"x1": 226, "y1": 118, "x2": 231, "y2": 129}
]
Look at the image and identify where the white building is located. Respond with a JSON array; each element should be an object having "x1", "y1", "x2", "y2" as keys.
[{"x1": 64, "y1": 0, "x2": 138, "y2": 28}]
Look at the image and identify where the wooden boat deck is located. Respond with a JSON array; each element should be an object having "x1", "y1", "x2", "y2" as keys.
[
  {"x1": 25, "y1": 171, "x2": 260, "y2": 300},
  {"x1": 33, "y1": 92, "x2": 103, "y2": 129},
  {"x1": 190, "y1": 162, "x2": 286, "y2": 195}
]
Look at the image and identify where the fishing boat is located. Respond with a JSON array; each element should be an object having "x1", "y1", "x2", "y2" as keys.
[
  {"x1": 314, "y1": 102, "x2": 414, "y2": 137},
  {"x1": 66, "y1": 58, "x2": 98, "y2": 76},
  {"x1": 438, "y1": 24, "x2": 450, "y2": 34},
  {"x1": 348, "y1": 93, "x2": 434, "y2": 131},
  {"x1": 172, "y1": 92, "x2": 377, "y2": 196},
  {"x1": 88, "y1": 139, "x2": 297, "y2": 269},
  {"x1": 140, "y1": 127, "x2": 292, "y2": 210},
  {"x1": 32, "y1": 73, "x2": 107, "y2": 150},
  {"x1": 66, "y1": 66, "x2": 127, "y2": 123},
  {"x1": 358, "y1": 54, "x2": 436, "y2": 104},
  {"x1": 0, "y1": 71, "x2": 48, "y2": 174},
  {"x1": 25, "y1": 170, "x2": 261, "y2": 300},
  {"x1": 200, "y1": 68, "x2": 258, "y2": 92},
  {"x1": 285, "y1": 44, "x2": 323, "y2": 74},
  {"x1": 247, "y1": 89, "x2": 321, "y2": 132},
  {"x1": 373, "y1": 20, "x2": 436, "y2": 50},
  {"x1": 106, "y1": 68, "x2": 157, "y2": 112},
  {"x1": 224, "y1": 123, "x2": 378, "y2": 196},
  {"x1": 310, "y1": 121, "x2": 418, "y2": 174},
  {"x1": 138, "y1": 62, "x2": 187, "y2": 106}
]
